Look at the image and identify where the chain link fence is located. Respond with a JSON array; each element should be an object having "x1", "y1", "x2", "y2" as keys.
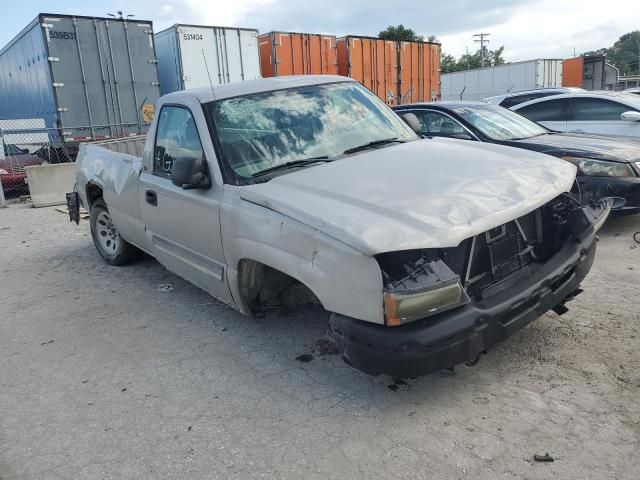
[{"x1": 0, "y1": 119, "x2": 139, "y2": 206}]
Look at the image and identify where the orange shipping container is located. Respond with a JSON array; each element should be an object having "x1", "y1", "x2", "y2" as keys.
[
  {"x1": 562, "y1": 57, "x2": 584, "y2": 88},
  {"x1": 259, "y1": 31, "x2": 338, "y2": 77},
  {"x1": 398, "y1": 41, "x2": 441, "y2": 103},
  {"x1": 337, "y1": 36, "x2": 399, "y2": 105},
  {"x1": 338, "y1": 36, "x2": 441, "y2": 105}
]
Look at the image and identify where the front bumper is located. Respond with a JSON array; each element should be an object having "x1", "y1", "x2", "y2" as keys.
[
  {"x1": 578, "y1": 176, "x2": 640, "y2": 213},
  {"x1": 330, "y1": 207, "x2": 603, "y2": 379}
]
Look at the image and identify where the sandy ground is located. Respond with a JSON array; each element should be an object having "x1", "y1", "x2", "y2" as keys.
[{"x1": 1, "y1": 202, "x2": 638, "y2": 479}]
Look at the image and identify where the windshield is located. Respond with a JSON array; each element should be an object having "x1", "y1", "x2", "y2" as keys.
[
  {"x1": 207, "y1": 82, "x2": 417, "y2": 180},
  {"x1": 452, "y1": 105, "x2": 548, "y2": 140}
]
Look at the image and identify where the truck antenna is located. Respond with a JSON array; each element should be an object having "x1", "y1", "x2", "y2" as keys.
[{"x1": 202, "y1": 49, "x2": 217, "y2": 101}]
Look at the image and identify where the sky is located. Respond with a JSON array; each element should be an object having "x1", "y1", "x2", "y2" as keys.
[{"x1": 3, "y1": 0, "x2": 640, "y2": 61}]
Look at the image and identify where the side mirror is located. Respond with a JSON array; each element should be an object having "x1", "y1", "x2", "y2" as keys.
[
  {"x1": 400, "y1": 113, "x2": 422, "y2": 135},
  {"x1": 620, "y1": 111, "x2": 640, "y2": 122},
  {"x1": 171, "y1": 156, "x2": 211, "y2": 190},
  {"x1": 21, "y1": 148, "x2": 29, "y2": 154}
]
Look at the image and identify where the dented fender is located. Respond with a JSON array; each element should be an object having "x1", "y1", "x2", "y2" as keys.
[
  {"x1": 76, "y1": 142, "x2": 147, "y2": 249},
  {"x1": 221, "y1": 185, "x2": 385, "y2": 323}
]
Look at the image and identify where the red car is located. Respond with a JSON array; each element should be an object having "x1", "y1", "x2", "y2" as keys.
[{"x1": 1, "y1": 143, "x2": 43, "y2": 195}]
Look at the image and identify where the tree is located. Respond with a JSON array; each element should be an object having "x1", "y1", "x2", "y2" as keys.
[
  {"x1": 582, "y1": 31, "x2": 640, "y2": 76},
  {"x1": 607, "y1": 31, "x2": 640, "y2": 76},
  {"x1": 379, "y1": 25, "x2": 424, "y2": 42},
  {"x1": 440, "y1": 46, "x2": 507, "y2": 73},
  {"x1": 490, "y1": 46, "x2": 506, "y2": 66},
  {"x1": 440, "y1": 53, "x2": 458, "y2": 73}
]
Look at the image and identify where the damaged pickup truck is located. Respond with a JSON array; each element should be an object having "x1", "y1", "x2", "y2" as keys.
[{"x1": 68, "y1": 76, "x2": 611, "y2": 378}]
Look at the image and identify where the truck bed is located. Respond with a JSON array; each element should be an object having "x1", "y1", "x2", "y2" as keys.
[{"x1": 76, "y1": 135, "x2": 148, "y2": 250}]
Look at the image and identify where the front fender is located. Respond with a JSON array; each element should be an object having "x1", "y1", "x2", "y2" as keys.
[{"x1": 221, "y1": 187, "x2": 384, "y2": 323}]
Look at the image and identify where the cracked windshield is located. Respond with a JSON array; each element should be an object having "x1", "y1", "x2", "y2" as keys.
[{"x1": 209, "y1": 82, "x2": 417, "y2": 178}]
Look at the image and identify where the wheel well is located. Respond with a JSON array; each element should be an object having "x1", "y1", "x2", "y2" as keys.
[
  {"x1": 237, "y1": 259, "x2": 322, "y2": 314},
  {"x1": 86, "y1": 183, "x2": 103, "y2": 209}
]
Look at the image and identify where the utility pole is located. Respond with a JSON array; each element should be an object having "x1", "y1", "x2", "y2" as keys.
[{"x1": 473, "y1": 33, "x2": 491, "y2": 67}]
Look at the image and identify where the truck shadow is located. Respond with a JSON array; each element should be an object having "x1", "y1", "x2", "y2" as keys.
[{"x1": 61, "y1": 241, "x2": 576, "y2": 415}]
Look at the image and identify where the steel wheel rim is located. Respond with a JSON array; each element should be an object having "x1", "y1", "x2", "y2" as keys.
[{"x1": 96, "y1": 211, "x2": 119, "y2": 255}]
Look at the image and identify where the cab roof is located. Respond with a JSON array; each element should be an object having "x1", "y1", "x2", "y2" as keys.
[{"x1": 160, "y1": 75, "x2": 355, "y2": 104}]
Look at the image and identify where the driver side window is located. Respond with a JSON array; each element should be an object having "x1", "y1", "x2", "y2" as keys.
[
  {"x1": 411, "y1": 110, "x2": 470, "y2": 138},
  {"x1": 154, "y1": 106, "x2": 204, "y2": 179}
]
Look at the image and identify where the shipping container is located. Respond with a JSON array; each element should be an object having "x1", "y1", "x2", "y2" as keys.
[
  {"x1": 0, "y1": 13, "x2": 160, "y2": 142},
  {"x1": 259, "y1": 32, "x2": 338, "y2": 77},
  {"x1": 441, "y1": 59, "x2": 564, "y2": 101},
  {"x1": 562, "y1": 57, "x2": 583, "y2": 88},
  {"x1": 398, "y1": 40, "x2": 441, "y2": 103},
  {"x1": 155, "y1": 24, "x2": 261, "y2": 95},
  {"x1": 337, "y1": 36, "x2": 399, "y2": 105},
  {"x1": 562, "y1": 55, "x2": 619, "y2": 90},
  {"x1": 337, "y1": 36, "x2": 440, "y2": 105}
]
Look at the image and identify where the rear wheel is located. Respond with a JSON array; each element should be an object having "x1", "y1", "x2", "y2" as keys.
[{"x1": 90, "y1": 199, "x2": 141, "y2": 266}]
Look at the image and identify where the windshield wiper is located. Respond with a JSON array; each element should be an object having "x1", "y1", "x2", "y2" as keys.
[
  {"x1": 342, "y1": 137, "x2": 406, "y2": 155},
  {"x1": 251, "y1": 156, "x2": 332, "y2": 178}
]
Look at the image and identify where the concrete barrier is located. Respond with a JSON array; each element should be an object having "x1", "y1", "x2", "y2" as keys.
[{"x1": 25, "y1": 163, "x2": 75, "y2": 208}]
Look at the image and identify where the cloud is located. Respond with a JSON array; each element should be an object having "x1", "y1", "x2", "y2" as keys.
[
  {"x1": 438, "y1": 0, "x2": 640, "y2": 60},
  {"x1": 137, "y1": 0, "x2": 532, "y2": 38},
  {"x1": 3, "y1": 0, "x2": 639, "y2": 64}
]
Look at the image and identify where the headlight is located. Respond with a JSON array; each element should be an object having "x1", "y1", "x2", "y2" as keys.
[
  {"x1": 380, "y1": 257, "x2": 470, "y2": 326},
  {"x1": 562, "y1": 156, "x2": 635, "y2": 177},
  {"x1": 0, "y1": 168, "x2": 8, "y2": 175}
]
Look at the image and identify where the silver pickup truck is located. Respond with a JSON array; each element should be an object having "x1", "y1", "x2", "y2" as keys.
[{"x1": 68, "y1": 75, "x2": 610, "y2": 378}]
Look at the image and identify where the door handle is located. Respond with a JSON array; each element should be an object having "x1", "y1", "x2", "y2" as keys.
[{"x1": 145, "y1": 189, "x2": 157, "y2": 206}]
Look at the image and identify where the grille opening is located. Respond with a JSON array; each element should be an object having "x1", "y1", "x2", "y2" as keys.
[{"x1": 376, "y1": 194, "x2": 577, "y2": 303}]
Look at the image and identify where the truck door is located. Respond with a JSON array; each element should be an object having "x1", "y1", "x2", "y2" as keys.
[{"x1": 139, "y1": 103, "x2": 233, "y2": 304}]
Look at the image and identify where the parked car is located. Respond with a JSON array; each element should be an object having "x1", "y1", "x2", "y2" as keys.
[
  {"x1": 68, "y1": 76, "x2": 611, "y2": 378},
  {"x1": 484, "y1": 87, "x2": 584, "y2": 108},
  {"x1": 0, "y1": 143, "x2": 43, "y2": 194},
  {"x1": 393, "y1": 102, "x2": 640, "y2": 213},
  {"x1": 511, "y1": 91, "x2": 640, "y2": 138},
  {"x1": 623, "y1": 87, "x2": 640, "y2": 96}
]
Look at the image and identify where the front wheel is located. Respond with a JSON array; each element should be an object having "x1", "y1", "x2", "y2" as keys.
[{"x1": 89, "y1": 199, "x2": 141, "y2": 266}]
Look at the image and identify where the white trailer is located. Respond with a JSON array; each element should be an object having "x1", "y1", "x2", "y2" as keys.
[
  {"x1": 441, "y1": 59, "x2": 564, "y2": 101},
  {"x1": 155, "y1": 24, "x2": 261, "y2": 95}
]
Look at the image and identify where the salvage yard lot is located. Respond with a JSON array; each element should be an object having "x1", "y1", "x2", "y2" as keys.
[{"x1": 1, "y1": 203, "x2": 639, "y2": 479}]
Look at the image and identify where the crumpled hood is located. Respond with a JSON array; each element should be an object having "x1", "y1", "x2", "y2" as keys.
[
  {"x1": 240, "y1": 138, "x2": 576, "y2": 255},
  {"x1": 513, "y1": 133, "x2": 640, "y2": 163}
]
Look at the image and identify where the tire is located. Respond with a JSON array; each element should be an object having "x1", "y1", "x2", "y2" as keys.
[{"x1": 89, "y1": 199, "x2": 141, "y2": 266}]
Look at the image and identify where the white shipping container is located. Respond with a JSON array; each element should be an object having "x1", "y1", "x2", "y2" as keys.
[
  {"x1": 155, "y1": 24, "x2": 261, "y2": 95},
  {"x1": 441, "y1": 59, "x2": 564, "y2": 101}
]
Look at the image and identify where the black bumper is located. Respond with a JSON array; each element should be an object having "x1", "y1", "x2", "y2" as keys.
[
  {"x1": 578, "y1": 176, "x2": 640, "y2": 213},
  {"x1": 330, "y1": 231, "x2": 598, "y2": 379}
]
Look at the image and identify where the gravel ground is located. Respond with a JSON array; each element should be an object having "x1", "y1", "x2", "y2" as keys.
[{"x1": 1, "y1": 202, "x2": 639, "y2": 479}]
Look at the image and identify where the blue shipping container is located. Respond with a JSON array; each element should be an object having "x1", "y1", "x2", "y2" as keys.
[{"x1": 0, "y1": 13, "x2": 161, "y2": 141}]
